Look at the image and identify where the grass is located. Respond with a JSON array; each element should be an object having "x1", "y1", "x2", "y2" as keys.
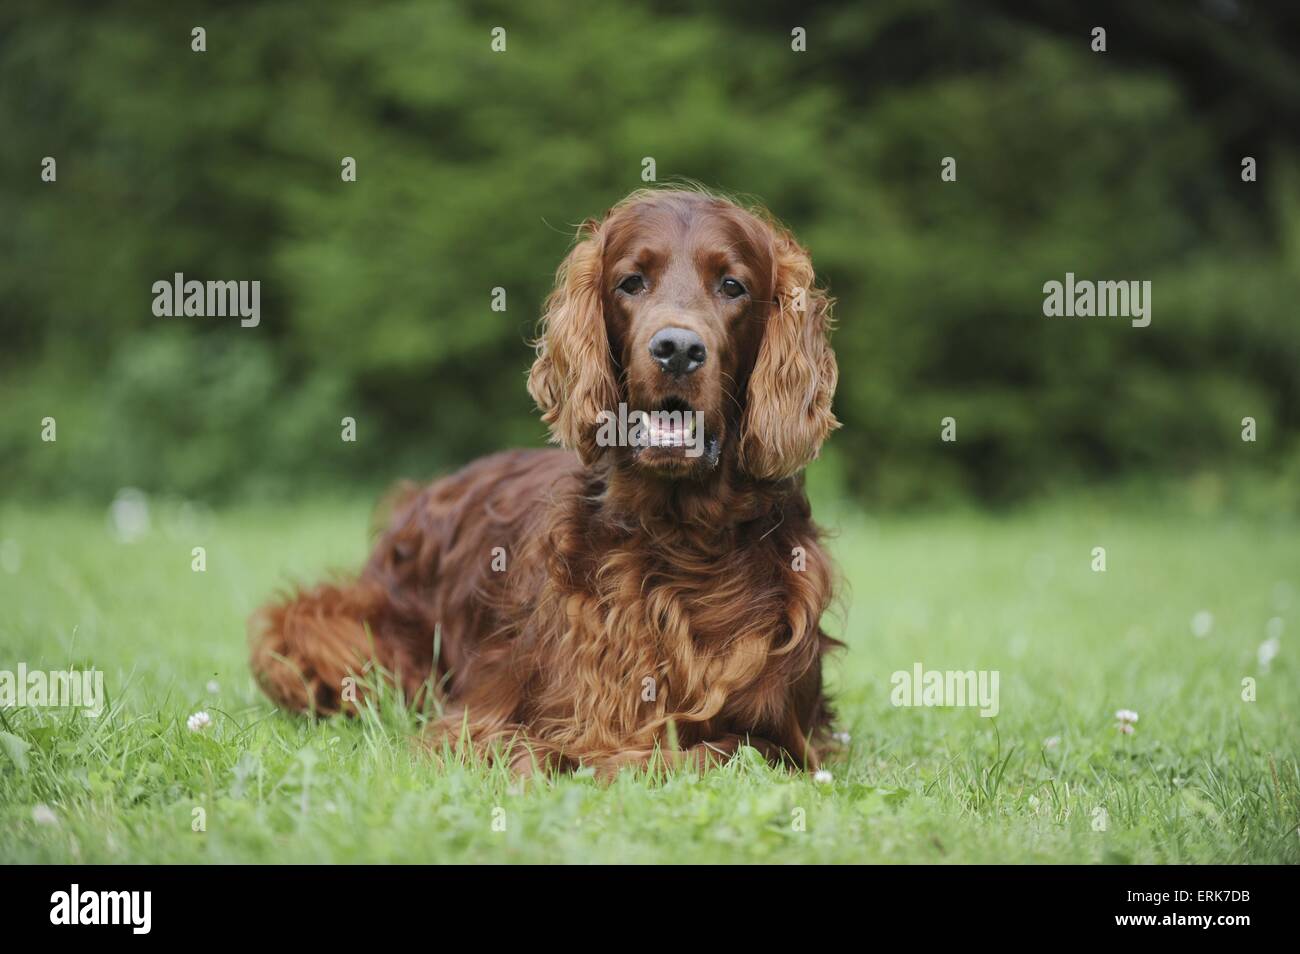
[{"x1": 0, "y1": 494, "x2": 1296, "y2": 864}]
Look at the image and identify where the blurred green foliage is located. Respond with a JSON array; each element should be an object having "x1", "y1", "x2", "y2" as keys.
[{"x1": 2, "y1": 1, "x2": 1298, "y2": 505}]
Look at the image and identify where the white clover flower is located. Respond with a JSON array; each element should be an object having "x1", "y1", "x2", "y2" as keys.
[
  {"x1": 831, "y1": 731, "x2": 851, "y2": 745},
  {"x1": 813, "y1": 769, "x2": 833, "y2": 784},
  {"x1": 205, "y1": 680, "x2": 220, "y2": 694},
  {"x1": 187, "y1": 711, "x2": 212, "y2": 732},
  {"x1": 1043, "y1": 735, "x2": 1061, "y2": 749},
  {"x1": 1191, "y1": 610, "x2": 1213, "y2": 638},
  {"x1": 107, "y1": 488, "x2": 150, "y2": 543},
  {"x1": 1258, "y1": 637, "x2": 1280, "y2": 669},
  {"x1": 1115, "y1": 709, "x2": 1139, "y2": 724},
  {"x1": 32, "y1": 803, "x2": 58, "y2": 826},
  {"x1": 1116, "y1": 722, "x2": 1134, "y2": 735}
]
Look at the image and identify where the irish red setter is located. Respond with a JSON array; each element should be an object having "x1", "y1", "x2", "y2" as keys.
[{"x1": 250, "y1": 188, "x2": 840, "y2": 774}]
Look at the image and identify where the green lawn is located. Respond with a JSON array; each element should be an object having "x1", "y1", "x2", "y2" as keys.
[{"x1": 1, "y1": 497, "x2": 1296, "y2": 863}]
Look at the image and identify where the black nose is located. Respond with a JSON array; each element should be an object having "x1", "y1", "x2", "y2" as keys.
[{"x1": 648, "y1": 327, "x2": 707, "y2": 376}]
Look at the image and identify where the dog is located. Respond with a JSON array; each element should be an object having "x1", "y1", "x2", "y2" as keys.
[{"x1": 250, "y1": 188, "x2": 840, "y2": 775}]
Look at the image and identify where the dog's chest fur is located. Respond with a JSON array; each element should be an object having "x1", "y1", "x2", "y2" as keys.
[{"x1": 518, "y1": 524, "x2": 800, "y2": 753}]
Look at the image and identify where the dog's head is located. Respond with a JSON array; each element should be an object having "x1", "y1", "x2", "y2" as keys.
[{"x1": 528, "y1": 189, "x2": 837, "y2": 481}]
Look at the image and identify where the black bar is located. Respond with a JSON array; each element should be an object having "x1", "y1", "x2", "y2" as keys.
[{"x1": 0, "y1": 864, "x2": 1286, "y2": 939}]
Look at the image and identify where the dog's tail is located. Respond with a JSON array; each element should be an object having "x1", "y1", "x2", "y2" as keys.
[{"x1": 249, "y1": 577, "x2": 431, "y2": 716}]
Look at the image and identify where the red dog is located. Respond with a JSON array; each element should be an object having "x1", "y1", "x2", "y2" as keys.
[{"x1": 250, "y1": 189, "x2": 840, "y2": 774}]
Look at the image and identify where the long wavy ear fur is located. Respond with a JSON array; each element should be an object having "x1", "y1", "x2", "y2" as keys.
[
  {"x1": 739, "y1": 228, "x2": 839, "y2": 481},
  {"x1": 527, "y1": 219, "x2": 618, "y2": 463}
]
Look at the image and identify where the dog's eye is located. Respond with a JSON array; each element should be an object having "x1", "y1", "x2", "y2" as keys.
[
  {"x1": 720, "y1": 277, "x2": 747, "y2": 299},
  {"x1": 617, "y1": 275, "x2": 646, "y2": 295}
]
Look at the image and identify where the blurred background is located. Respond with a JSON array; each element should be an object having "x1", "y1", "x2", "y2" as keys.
[{"x1": 2, "y1": 0, "x2": 1298, "y2": 511}]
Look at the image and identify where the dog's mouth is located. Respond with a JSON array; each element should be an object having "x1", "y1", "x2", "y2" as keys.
[
  {"x1": 641, "y1": 397, "x2": 695, "y2": 448},
  {"x1": 628, "y1": 397, "x2": 721, "y2": 471}
]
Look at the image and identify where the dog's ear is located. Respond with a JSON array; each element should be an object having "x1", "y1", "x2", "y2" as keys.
[
  {"x1": 527, "y1": 218, "x2": 619, "y2": 463},
  {"x1": 739, "y1": 227, "x2": 839, "y2": 481}
]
